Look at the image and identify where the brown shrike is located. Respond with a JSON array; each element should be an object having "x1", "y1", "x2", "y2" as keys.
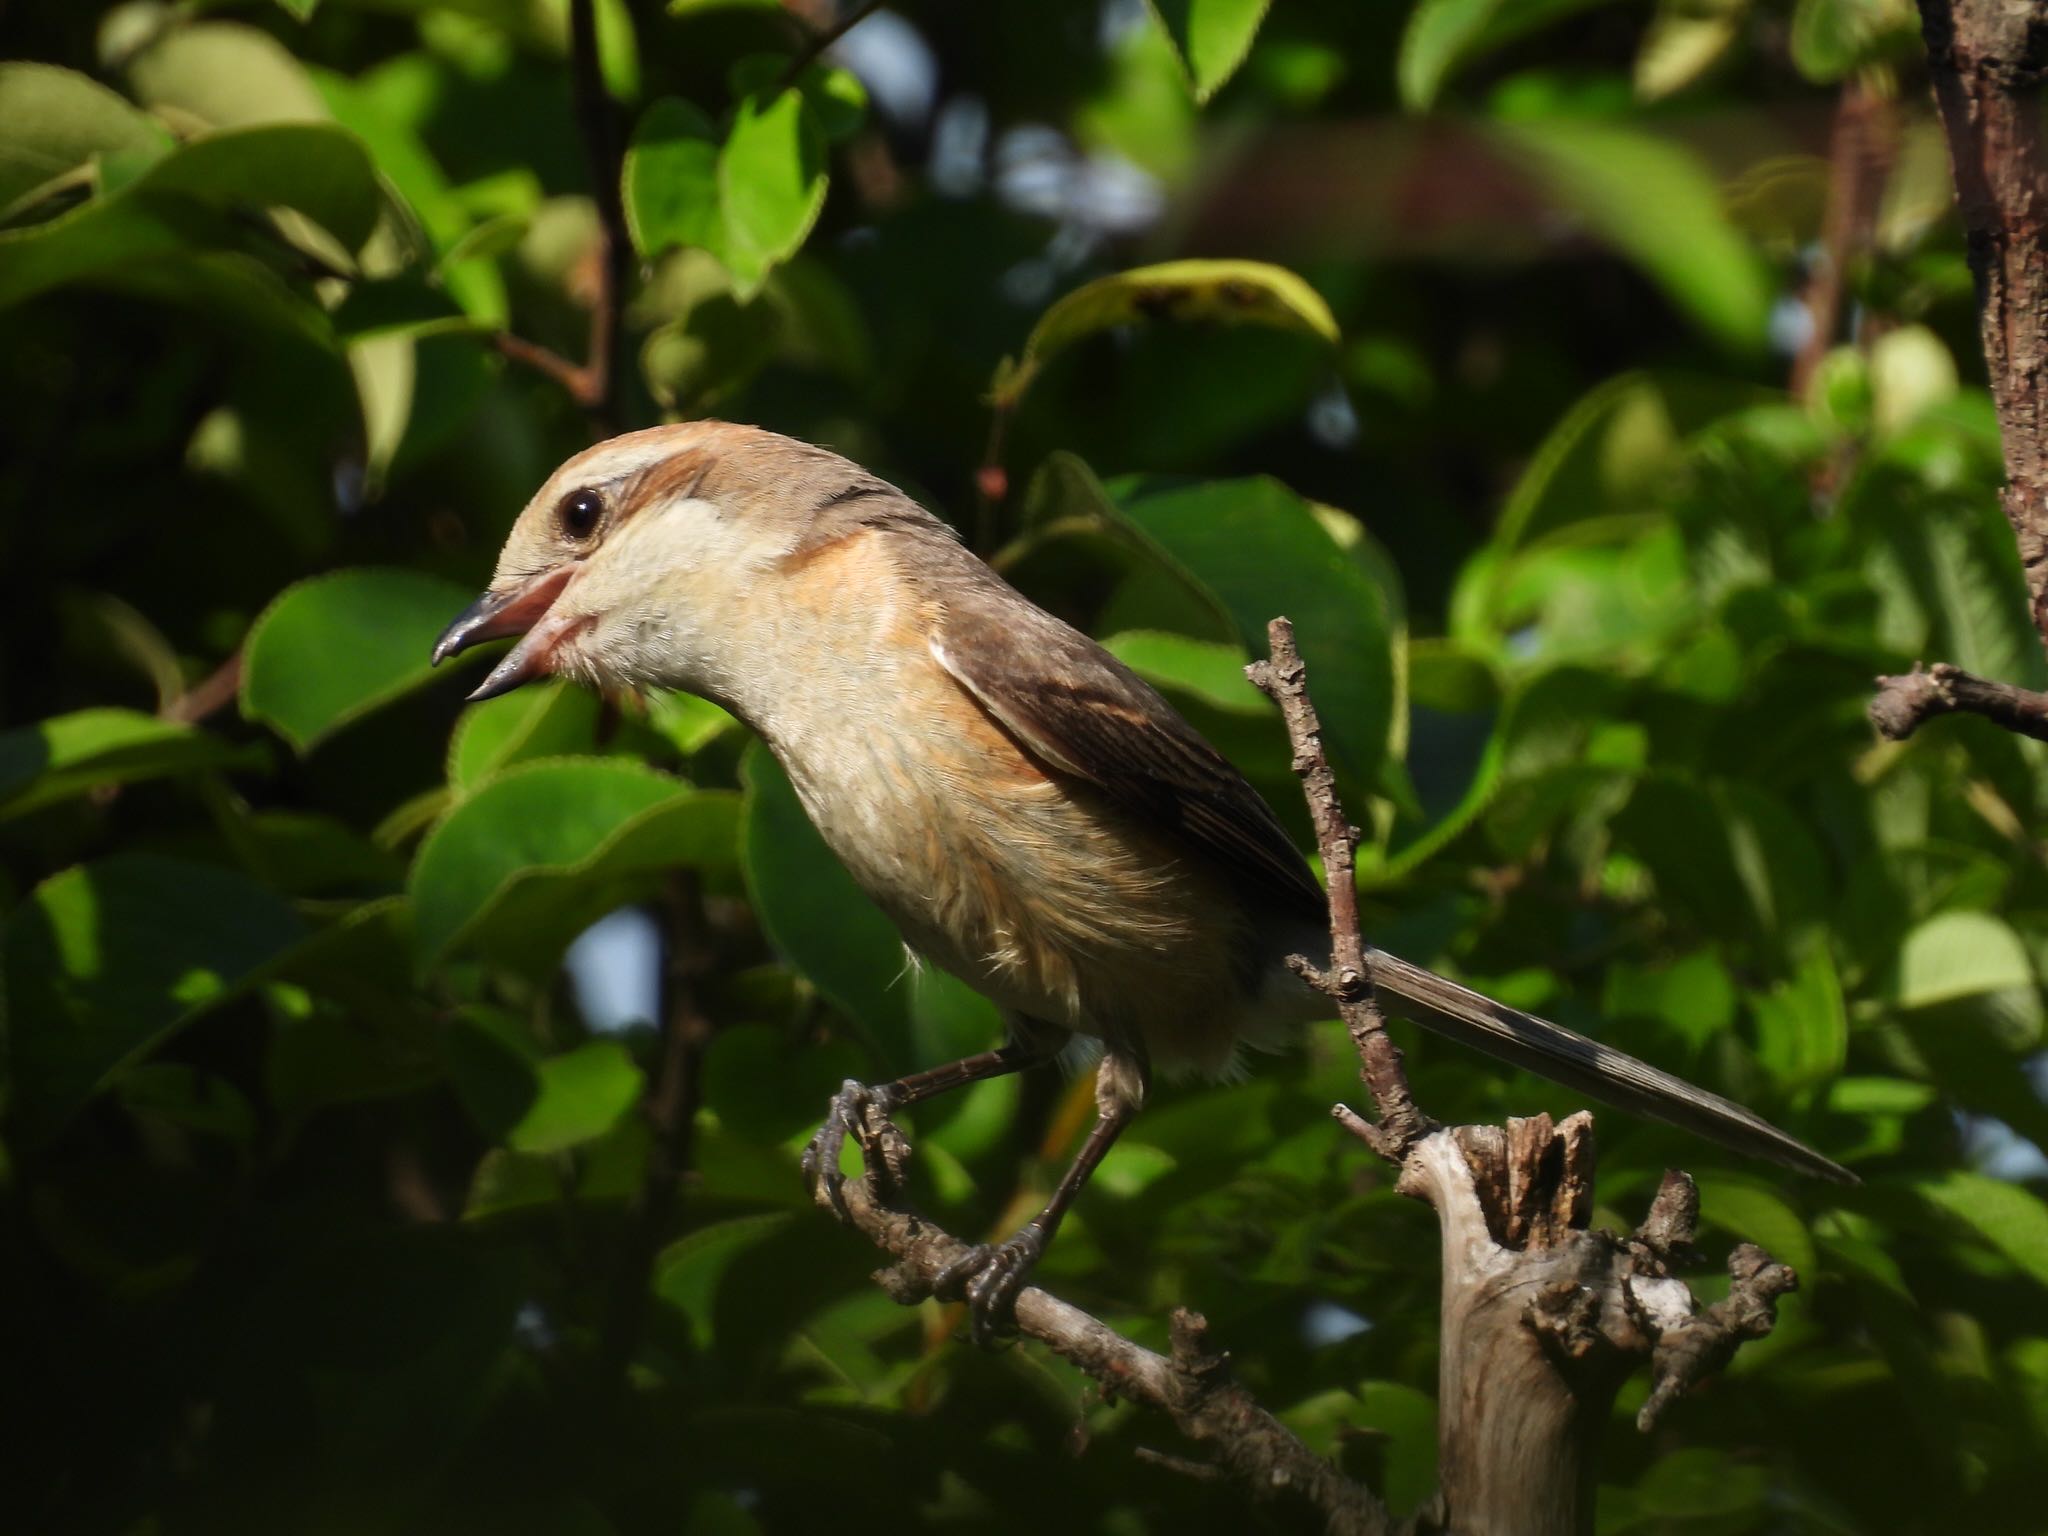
[{"x1": 434, "y1": 422, "x2": 1852, "y2": 1339}]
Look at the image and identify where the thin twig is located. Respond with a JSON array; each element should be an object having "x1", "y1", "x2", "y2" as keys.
[
  {"x1": 162, "y1": 650, "x2": 244, "y2": 725},
  {"x1": 1790, "y1": 76, "x2": 1896, "y2": 401},
  {"x1": 1869, "y1": 661, "x2": 2048, "y2": 742},
  {"x1": 772, "y1": 0, "x2": 886, "y2": 96},
  {"x1": 597, "y1": 877, "x2": 718, "y2": 1390},
  {"x1": 1246, "y1": 617, "x2": 1430, "y2": 1159},
  {"x1": 493, "y1": 0, "x2": 631, "y2": 427},
  {"x1": 569, "y1": 0, "x2": 630, "y2": 432}
]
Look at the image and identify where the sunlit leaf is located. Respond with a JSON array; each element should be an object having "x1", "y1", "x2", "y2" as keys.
[
  {"x1": 1143, "y1": 0, "x2": 1274, "y2": 103},
  {"x1": 718, "y1": 87, "x2": 826, "y2": 299},
  {"x1": 624, "y1": 96, "x2": 725, "y2": 260},
  {"x1": 1892, "y1": 911, "x2": 2036, "y2": 1009},
  {"x1": 995, "y1": 259, "x2": 1337, "y2": 408},
  {"x1": 447, "y1": 681, "x2": 602, "y2": 792},
  {"x1": 1635, "y1": 0, "x2": 1751, "y2": 100},
  {"x1": 242, "y1": 568, "x2": 475, "y2": 751},
  {"x1": 410, "y1": 758, "x2": 739, "y2": 972},
  {"x1": 1400, "y1": 0, "x2": 1617, "y2": 109},
  {"x1": 0, "y1": 61, "x2": 169, "y2": 214},
  {"x1": 1916, "y1": 1172, "x2": 2048, "y2": 1290},
  {"x1": 508, "y1": 1041, "x2": 646, "y2": 1153},
  {"x1": 1493, "y1": 119, "x2": 1772, "y2": 349}
]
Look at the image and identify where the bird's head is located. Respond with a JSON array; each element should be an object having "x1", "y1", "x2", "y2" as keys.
[{"x1": 431, "y1": 421, "x2": 922, "y2": 703}]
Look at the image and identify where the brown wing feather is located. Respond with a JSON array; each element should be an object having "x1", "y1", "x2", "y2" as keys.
[{"x1": 930, "y1": 577, "x2": 1326, "y2": 923}]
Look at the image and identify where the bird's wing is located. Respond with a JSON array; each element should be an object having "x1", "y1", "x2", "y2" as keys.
[{"x1": 930, "y1": 576, "x2": 1326, "y2": 922}]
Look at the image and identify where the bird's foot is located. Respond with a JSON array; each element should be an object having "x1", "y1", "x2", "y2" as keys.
[
  {"x1": 801, "y1": 1078, "x2": 910, "y2": 1221},
  {"x1": 935, "y1": 1223, "x2": 1049, "y2": 1346}
]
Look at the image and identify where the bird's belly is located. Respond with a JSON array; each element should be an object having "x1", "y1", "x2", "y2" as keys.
[{"x1": 776, "y1": 709, "x2": 1259, "y2": 1077}]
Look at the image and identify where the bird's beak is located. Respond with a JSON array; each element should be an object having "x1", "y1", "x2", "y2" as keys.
[{"x1": 430, "y1": 563, "x2": 581, "y2": 702}]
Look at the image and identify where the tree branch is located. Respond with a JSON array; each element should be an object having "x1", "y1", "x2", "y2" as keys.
[
  {"x1": 493, "y1": 0, "x2": 631, "y2": 429},
  {"x1": 1869, "y1": 660, "x2": 2048, "y2": 741},
  {"x1": 771, "y1": 0, "x2": 885, "y2": 97},
  {"x1": 1248, "y1": 617, "x2": 1431, "y2": 1161},
  {"x1": 820, "y1": 1131, "x2": 1394, "y2": 1536}
]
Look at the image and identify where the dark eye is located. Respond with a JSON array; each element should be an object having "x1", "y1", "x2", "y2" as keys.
[{"x1": 557, "y1": 488, "x2": 605, "y2": 542}]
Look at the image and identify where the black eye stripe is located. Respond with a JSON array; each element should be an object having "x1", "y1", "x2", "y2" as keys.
[{"x1": 557, "y1": 488, "x2": 604, "y2": 540}]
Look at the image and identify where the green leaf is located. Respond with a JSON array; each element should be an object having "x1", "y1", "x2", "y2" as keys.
[
  {"x1": 1635, "y1": 0, "x2": 1751, "y2": 100},
  {"x1": 1693, "y1": 1175, "x2": 1817, "y2": 1276},
  {"x1": 241, "y1": 568, "x2": 475, "y2": 752},
  {"x1": 0, "y1": 61, "x2": 170, "y2": 214},
  {"x1": 624, "y1": 97, "x2": 725, "y2": 260},
  {"x1": 1916, "y1": 1171, "x2": 2048, "y2": 1290},
  {"x1": 447, "y1": 681, "x2": 602, "y2": 792},
  {"x1": 125, "y1": 21, "x2": 331, "y2": 128},
  {"x1": 1492, "y1": 120, "x2": 1771, "y2": 349},
  {"x1": 655, "y1": 1213, "x2": 797, "y2": 1350},
  {"x1": 1752, "y1": 941, "x2": 1848, "y2": 1096},
  {"x1": 1143, "y1": 0, "x2": 1274, "y2": 102},
  {"x1": 997, "y1": 259, "x2": 1337, "y2": 408},
  {"x1": 718, "y1": 87, "x2": 826, "y2": 299},
  {"x1": 0, "y1": 122, "x2": 383, "y2": 315},
  {"x1": 410, "y1": 758, "x2": 740, "y2": 973},
  {"x1": 5, "y1": 855, "x2": 304, "y2": 1146},
  {"x1": 1101, "y1": 630, "x2": 1271, "y2": 714},
  {"x1": 1892, "y1": 911, "x2": 2037, "y2": 1009},
  {"x1": 275, "y1": 0, "x2": 321, "y2": 19},
  {"x1": 0, "y1": 709, "x2": 254, "y2": 818},
  {"x1": 1790, "y1": 0, "x2": 1918, "y2": 83},
  {"x1": 508, "y1": 1041, "x2": 646, "y2": 1154},
  {"x1": 1400, "y1": 0, "x2": 1616, "y2": 109},
  {"x1": 740, "y1": 743, "x2": 911, "y2": 1053},
  {"x1": 1096, "y1": 465, "x2": 1395, "y2": 789}
]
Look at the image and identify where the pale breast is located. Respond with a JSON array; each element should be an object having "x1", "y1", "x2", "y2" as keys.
[{"x1": 752, "y1": 554, "x2": 1259, "y2": 1075}]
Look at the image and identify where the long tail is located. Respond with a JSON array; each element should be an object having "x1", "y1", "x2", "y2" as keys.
[{"x1": 1370, "y1": 949, "x2": 1856, "y2": 1185}]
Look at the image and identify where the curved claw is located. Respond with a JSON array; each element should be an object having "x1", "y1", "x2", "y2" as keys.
[
  {"x1": 937, "y1": 1224, "x2": 1048, "y2": 1346},
  {"x1": 801, "y1": 1078, "x2": 904, "y2": 1222}
]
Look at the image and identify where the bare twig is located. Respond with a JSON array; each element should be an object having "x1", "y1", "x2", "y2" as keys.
[
  {"x1": 1909, "y1": 0, "x2": 2048, "y2": 644},
  {"x1": 161, "y1": 649, "x2": 244, "y2": 725},
  {"x1": 1869, "y1": 661, "x2": 2048, "y2": 741},
  {"x1": 493, "y1": 0, "x2": 632, "y2": 429},
  {"x1": 1247, "y1": 616, "x2": 1431, "y2": 1160},
  {"x1": 772, "y1": 0, "x2": 885, "y2": 96},
  {"x1": 597, "y1": 878, "x2": 719, "y2": 1390},
  {"x1": 1791, "y1": 76, "x2": 1897, "y2": 400}
]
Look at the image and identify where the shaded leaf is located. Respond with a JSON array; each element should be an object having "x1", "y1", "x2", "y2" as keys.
[
  {"x1": 5, "y1": 855, "x2": 304, "y2": 1145},
  {"x1": 655, "y1": 1213, "x2": 797, "y2": 1350},
  {"x1": 1492, "y1": 119, "x2": 1772, "y2": 349},
  {"x1": 1400, "y1": 0, "x2": 1617, "y2": 109},
  {"x1": 0, "y1": 709, "x2": 254, "y2": 818}
]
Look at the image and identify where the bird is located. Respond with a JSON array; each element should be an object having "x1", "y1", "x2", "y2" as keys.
[{"x1": 432, "y1": 421, "x2": 1854, "y2": 1341}]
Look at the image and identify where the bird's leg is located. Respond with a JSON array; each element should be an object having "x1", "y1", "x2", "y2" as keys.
[
  {"x1": 802, "y1": 1041, "x2": 1047, "y2": 1221},
  {"x1": 938, "y1": 1048, "x2": 1147, "y2": 1346}
]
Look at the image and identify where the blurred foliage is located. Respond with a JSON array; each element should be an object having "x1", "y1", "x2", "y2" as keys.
[{"x1": 3, "y1": 0, "x2": 2047, "y2": 1532}]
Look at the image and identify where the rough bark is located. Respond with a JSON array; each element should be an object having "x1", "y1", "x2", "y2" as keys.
[{"x1": 1915, "y1": 0, "x2": 2048, "y2": 647}]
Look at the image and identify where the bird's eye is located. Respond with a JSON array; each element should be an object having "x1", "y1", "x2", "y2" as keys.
[{"x1": 557, "y1": 488, "x2": 605, "y2": 542}]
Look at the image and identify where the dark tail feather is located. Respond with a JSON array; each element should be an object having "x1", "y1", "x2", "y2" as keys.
[{"x1": 1371, "y1": 949, "x2": 1857, "y2": 1185}]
